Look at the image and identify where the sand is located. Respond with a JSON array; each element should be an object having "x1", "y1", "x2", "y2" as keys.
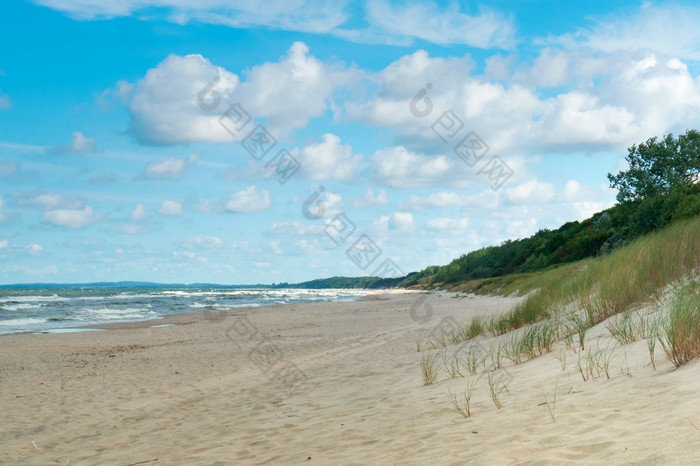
[{"x1": 2, "y1": 291, "x2": 700, "y2": 465}]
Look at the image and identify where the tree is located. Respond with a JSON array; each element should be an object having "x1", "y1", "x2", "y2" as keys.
[{"x1": 608, "y1": 130, "x2": 700, "y2": 203}]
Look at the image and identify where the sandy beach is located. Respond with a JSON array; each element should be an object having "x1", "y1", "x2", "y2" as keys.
[{"x1": 2, "y1": 291, "x2": 700, "y2": 465}]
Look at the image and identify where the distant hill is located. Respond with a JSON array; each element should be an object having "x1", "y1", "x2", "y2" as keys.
[{"x1": 271, "y1": 275, "x2": 405, "y2": 289}]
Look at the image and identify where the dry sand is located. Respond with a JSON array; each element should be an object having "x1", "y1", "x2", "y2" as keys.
[{"x1": 2, "y1": 291, "x2": 700, "y2": 464}]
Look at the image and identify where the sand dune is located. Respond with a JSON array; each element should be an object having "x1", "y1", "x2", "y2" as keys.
[{"x1": 2, "y1": 292, "x2": 700, "y2": 464}]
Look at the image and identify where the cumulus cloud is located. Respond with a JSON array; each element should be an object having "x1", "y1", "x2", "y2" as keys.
[
  {"x1": 128, "y1": 53, "x2": 239, "y2": 145},
  {"x1": 350, "y1": 48, "x2": 700, "y2": 156},
  {"x1": 126, "y1": 42, "x2": 353, "y2": 144},
  {"x1": 0, "y1": 239, "x2": 7, "y2": 249},
  {"x1": 48, "y1": 131, "x2": 96, "y2": 155},
  {"x1": 144, "y1": 153, "x2": 198, "y2": 179},
  {"x1": 237, "y1": 42, "x2": 356, "y2": 136},
  {"x1": 296, "y1": 133, "x2": 362, "y2": 180},
  {"x1": 43, "y1": 206, "x2": 95, "y2": 228},
  {"x1": 27, "y1": 244, "x2": 43, "y2": 256},
  {"x1": 225, "y1": 186, "x2": 271, "y2": 213},
  {"x1": 183, "y1": 234, "x2": 223, "y2": 249},
  {"x1": 159, "y1": 200, "x2": 182, "y2": 216}
]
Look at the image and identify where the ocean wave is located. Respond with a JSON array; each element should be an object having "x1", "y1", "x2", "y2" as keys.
[
  {"x1": 0, "y1": 317, "x2": 48, "y2": 326},
  {"x1": 0, "y1": 295, "x2": 68, "y2": 303},
  {"x1": 79, "y1": 307, "x2": 158, "y2": 320},
  {"x1": 1, "y1": 303, "x2": 41, "y2": 311}
]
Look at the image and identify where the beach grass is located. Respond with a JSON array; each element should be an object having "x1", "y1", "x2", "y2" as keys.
[
  {"x1": 660, "y1": 280, "x2": 700, "y2": 367},
  {"x1": 458, "y1": 216, "x2": 700, "y2": 344},
  {"x1": 421, "y1": 350, "x2": 441, "y2": 385}
]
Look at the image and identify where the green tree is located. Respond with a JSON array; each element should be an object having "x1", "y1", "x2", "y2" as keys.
[{"x1": 608, "y1": 130, "x2": 700, "y2": 203}]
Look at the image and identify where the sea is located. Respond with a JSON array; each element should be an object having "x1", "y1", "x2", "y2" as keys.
[{"x1": 0, "y1": 288, "x2": 369, "y2": 335}]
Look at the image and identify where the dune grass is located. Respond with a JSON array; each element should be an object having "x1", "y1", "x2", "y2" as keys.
[
  {"x1": 448, "y1": 380, "x2": 477, "y2": 418},
  {"x1": 660, "y1": 280, "x2": 700, "y2": 367},
  {"x1": 421, "y1": 350, "x2": 441, "y2": 385},
  {"x1": 477, "y1": 216, "x2": 700, "y2": 338},
  {"x1": 426, "y1": 216, "x2": 700, "y2": 394}
]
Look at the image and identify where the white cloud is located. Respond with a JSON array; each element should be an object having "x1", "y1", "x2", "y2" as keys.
[
  {"x1": 401, "y1": 190, "x2": 499, "y2": 212},
  {"x1": 296, "y1": 133, "x2": 362, "y2": 180},
  {"x1": 184, "y1": 234, "x2": 223, "y2": 249},
  {"x1": 98, "y1": 80, "x2": 134, "y2": 110},
  {"x1": 130, "y1": 203, "x2": 148, "y2": 221},
  {"x1": 355, "y1": 0, "x2": 516, "y2": 48},
  {"x1": 31, "y1": 193, "x2": 82, "y2": 210},
  {"x1": 388, "y1": 212, "x2": 414, "y2": 231},
  {"x1": 144, "y1": 153, "x2": 198, "y2": 179},
  {"x1": 35, "y1": 0, "x2": 350, "y2": 34},
  {"x1": 506, "y1": 218, "x2": 539, "y2": 238},
  {"x1": 557, "y1": 3, "x2": 700, "y2": 61},
  {"x1": 297, "y1": 188, "x2": 344, "y2": 218},
  {"x1": 0, "y1": 239, "x2": 7, "y2": 249},
  {"x1": 188, "y1": 198, "x2": 221, "y2": 215},
  {"x1": 126, "y1": 42, "x2": 353, "y2": 144},
  {"x1": 27, "y1": 244, "x2": 43, "y2": 256},
  {"x1": 237, "y1": 42, "x2": 356, "y2": 136},
  {"x1": 426, "y1": 216, "x2": 470, "y2": 233},
  {"x1": 370, "y1": 145, "x2": 465, "y2": 188},
  {"x1": 504, "y1": 180, "x2": 556, "y2": 204},
  {"x1": 128, "y1": 53, "x2": 239, "y2": 145},
  {"x1": 351, "y1": 188, "x2": 389, "y2": 208},
  {"x1": 48, "y1": 131, "x2": 96, "y2": 155},
  {"x1": 35, "y1": 1, "x2": 514, "y2": 48},
  {"x1": 293, "y1": 239, "x2": 329, "y2": 256},
  {"x1": 351, "y1": 47, "x2": 700, "y2": 156},
  {"x1": 43, "y1": 206, "x2": 95, "y2": 228},
  {"x1": 225, "y1": 186, "x2": 271, "y2": 213},
  {"x1": 159, "y1": 200, "x2": 182, "y2": 216}
]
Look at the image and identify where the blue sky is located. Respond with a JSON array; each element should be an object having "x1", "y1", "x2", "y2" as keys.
[{"x1": 1, "y1": 0, "x2": 699, "y2": 284}]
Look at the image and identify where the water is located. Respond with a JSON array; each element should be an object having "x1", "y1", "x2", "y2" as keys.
[{"x1": 0, "y1": 288, "x2": 368, "y2": 335}]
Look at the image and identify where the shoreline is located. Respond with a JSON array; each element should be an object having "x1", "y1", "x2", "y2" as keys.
[{"x1": 0, "y1": 287, "x2": 422, "y2": 337}]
